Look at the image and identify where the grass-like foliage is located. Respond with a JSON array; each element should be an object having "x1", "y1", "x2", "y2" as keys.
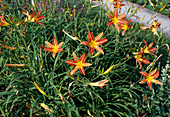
[{"x1": 0, "y1": 0, "x2": 169, "y2": 116}]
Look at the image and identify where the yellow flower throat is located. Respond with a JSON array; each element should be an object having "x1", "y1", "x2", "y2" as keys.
[
  {"x1": 89, "y1": 40, "x2": 97, "y2": 48},
  {"x1": 112, "y1": 17, "x2": 118, "y2": 24},
  {"x1": 52, "y1": 45, "x2": 58, "y2": 53},
  {"x1": 75, "y1": 61, "x2": 83, "y2": 69},
  {"x1": 146, "y1": 75, "x2": 153, "y2": 83}
]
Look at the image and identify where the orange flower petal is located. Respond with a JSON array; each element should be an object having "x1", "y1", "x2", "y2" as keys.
[
  {"x1": 138, "y1": 61, "x2": 142, "y2": 69},
  {"x1": 79, "y1": 67, "x2": 85, "y2": 75},
  {"x1": 148, "y1": 42, "x2": 153, "y2": 48},
  {"x1": 151, "y1": 79, "x2": 163, "y2": 85},
  {"x1": 95, "y1": 45, "x2": 104, "y2": 55},
  {"x1": 113, "y1": 8, "x2": 118, "y2": 17},
  {"x1": 89, "y1": 47, "x2": 95, "y2": 55},
  {"x1": 57, "y1": 48, "x2": 63, "y2": 53},
  {"x1": 96, "y1": 39, "x2": 108, "y2": 46},
  {"x1": 72, "y1": 52, "x2": 79, "y2": 61},
  {"x1": 88, "y1": 31, "x2": 94, "y2": 41},
  {"x1": 83, "y1": 63, "x2": 92, "y2": 67},
  {"x1": 147, "y1": 82, "x2": 152, "y2": 90},
  {"x1": 81, "y1": 41, "x2": 89, "y2": 45},
  {"x1": 95, "y1": 32, "x2": 103, "y2": 41},
  {"x1": 139, "y1": 71, "x2": 148, "y2": 77},
  {"x1": 43, "y1": 48, "x2": 53, "y2": 52},
  {"x1": 149, "y1": 68, "x2": 157, "y2": 76},
  {"x1": 80, "y1": 53, "x2": 86, "y2": 62},
  {"x1": 118, "y1": 13, "x2": 126, "y2": 19},
  {"x1": 115, "y1": 23, "x2": 120, "y2": 32},
  {"x1": 106, "y1": 13, "x2": 112, "y2": 19},
  {"x1": 65, "y1": 60, "x2": 76, "y2": 66},
  {"x1": 58, "y1": 42, "x2": 64, "y2": 48},
  {"x1": 139, "y1": 79, "x2": 147, "y2": 84},
  {"x1": 152, "y1": 71, "x2": 159, "y2": 79},
  {"x1": 141, "y1": 58, "x2": 150, "y2": 64},
  {"x1": 70, "y1": 67, "x2": 78, "y2": 75},
  {"x1": 52, "y1": 52, "x2": 56, "y2": 58},
  {"x1": 53, "y1": 37, "x2": 58, "y2": 46},
  {"x1": 45, "y1": 41, "x2": 53, "y2": 48}
]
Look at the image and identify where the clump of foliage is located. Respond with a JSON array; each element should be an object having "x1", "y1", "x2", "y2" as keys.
[{"x1": 0, "y1": 0, "x2": 169, "y2": 116}]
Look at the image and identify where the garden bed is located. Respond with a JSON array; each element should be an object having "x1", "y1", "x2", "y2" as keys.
[{"x1": 0, "y1": 0, "x2": 169, "y2": 116}]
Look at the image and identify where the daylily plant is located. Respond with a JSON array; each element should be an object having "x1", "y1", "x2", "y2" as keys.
[
  {"x1": 133, "y1": 49, "x2": 150, "y2": 69},
  {"x1": 139, "y1": 68, "x2": 163, "y2": 90},
  {"x1": 81, "y1": 31, "x2": 108, "y2": 55},
  {"x1": 65, "y1": 52, "x2": 92, "y2": 75},
  {"x1": 39, "y1": 37, "x2": 64, "y2": 58},
  {"x1": 106, "y1": 8, "x2": 126, "y2": 32},
  {"x1": 23, "y1": 9, "x2": 45, "y2": 27}
]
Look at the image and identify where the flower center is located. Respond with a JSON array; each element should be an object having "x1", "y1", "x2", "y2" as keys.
[
  {"x1": 52, "y1": 45, "x2": 58, "y2": 53},
  {"x1": 122, "y1": 24, "x2": 128, "y2": 30},
  {"x1": 116, "y1": 4, "x2": 120, "y2": 8},
  {"x1": 146, "y1": 75, "x2": 153, "y2": 83},
  {"x1": 89, "y1": 40, "x2": 97, "y2": 48},
  {"x1": 75, "y1": 61, "x2": 83, "y2": 69},
  {"x1": 144, "y1": 47, "x2": 149, "y2": 53},
  {"x1": 134, "y1": 54, "x2": 142, "y2": 61},
  {"x1": 112, "y1": 16, "x2": 118, "y2": 24}
]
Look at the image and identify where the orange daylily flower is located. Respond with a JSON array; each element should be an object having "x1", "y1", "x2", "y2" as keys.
[
  {"x1": 89, "y1": 78, "x2": 109, "y2": 88},
  {"x1": 139, "y1": 68, "x2": 163, "y2": 90},
  {"x1": 142, "y1": 20, "x2": 161, "y2": 36},
  {"x1": 81, "y1": 31, "x2": 108, "y2": 55},
  {"x1": 0, "y1": 13, "x2": 10, "y2": 26},
  {"x1": 65, "y1": 52, "x2": 92, "y2": 75},
  {"x1": 106, "y1": 8, "x2": 126, "y2": 32},
  {"x1": 39, "y1": 37, "x2": 64, "y2": 58},
  {"x1": 23, "y1": 9, "x2": 45, "y2": 27},
  {"x1": 133, "y1": 49, "x2": 150, "y2": 69},
  {"x1": 141, "y1": 40, "x2": 157, "y2": 56},
  {"x1": 112, "y1": 0, "x2": 125, "y2": 9},
  {"x1": 119, "y1": 18, "x2": 133, "y2": 36}
]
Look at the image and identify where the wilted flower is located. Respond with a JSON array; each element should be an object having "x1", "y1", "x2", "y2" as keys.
[
  {"x1": 0, "y1": 44, "x2": 16, "y2": 50},
  {"x1": 65, "y1": 52, "x2": 92, "y2": 75},
  {"x1": 39, "y1": 37, "x2": 64, "y2": 58},
  {"x1": 0, "y1": 13, "x2": 10, "y2": 26},
  {"x1": 89, "y1": 78, "x2": 109, "y2": 88},
  {"x1": 106, "y1": 8, "x2": 126, "y2": 32},
  {"x1": 40, "y1": 103, "x2": 52, "y2": 114},
  {"x1": 139, "y1": 68, "x2": 162, "y2": 90},
  {"x1": 81, "y1": 31, "x2": 108, "y2": 55}
]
